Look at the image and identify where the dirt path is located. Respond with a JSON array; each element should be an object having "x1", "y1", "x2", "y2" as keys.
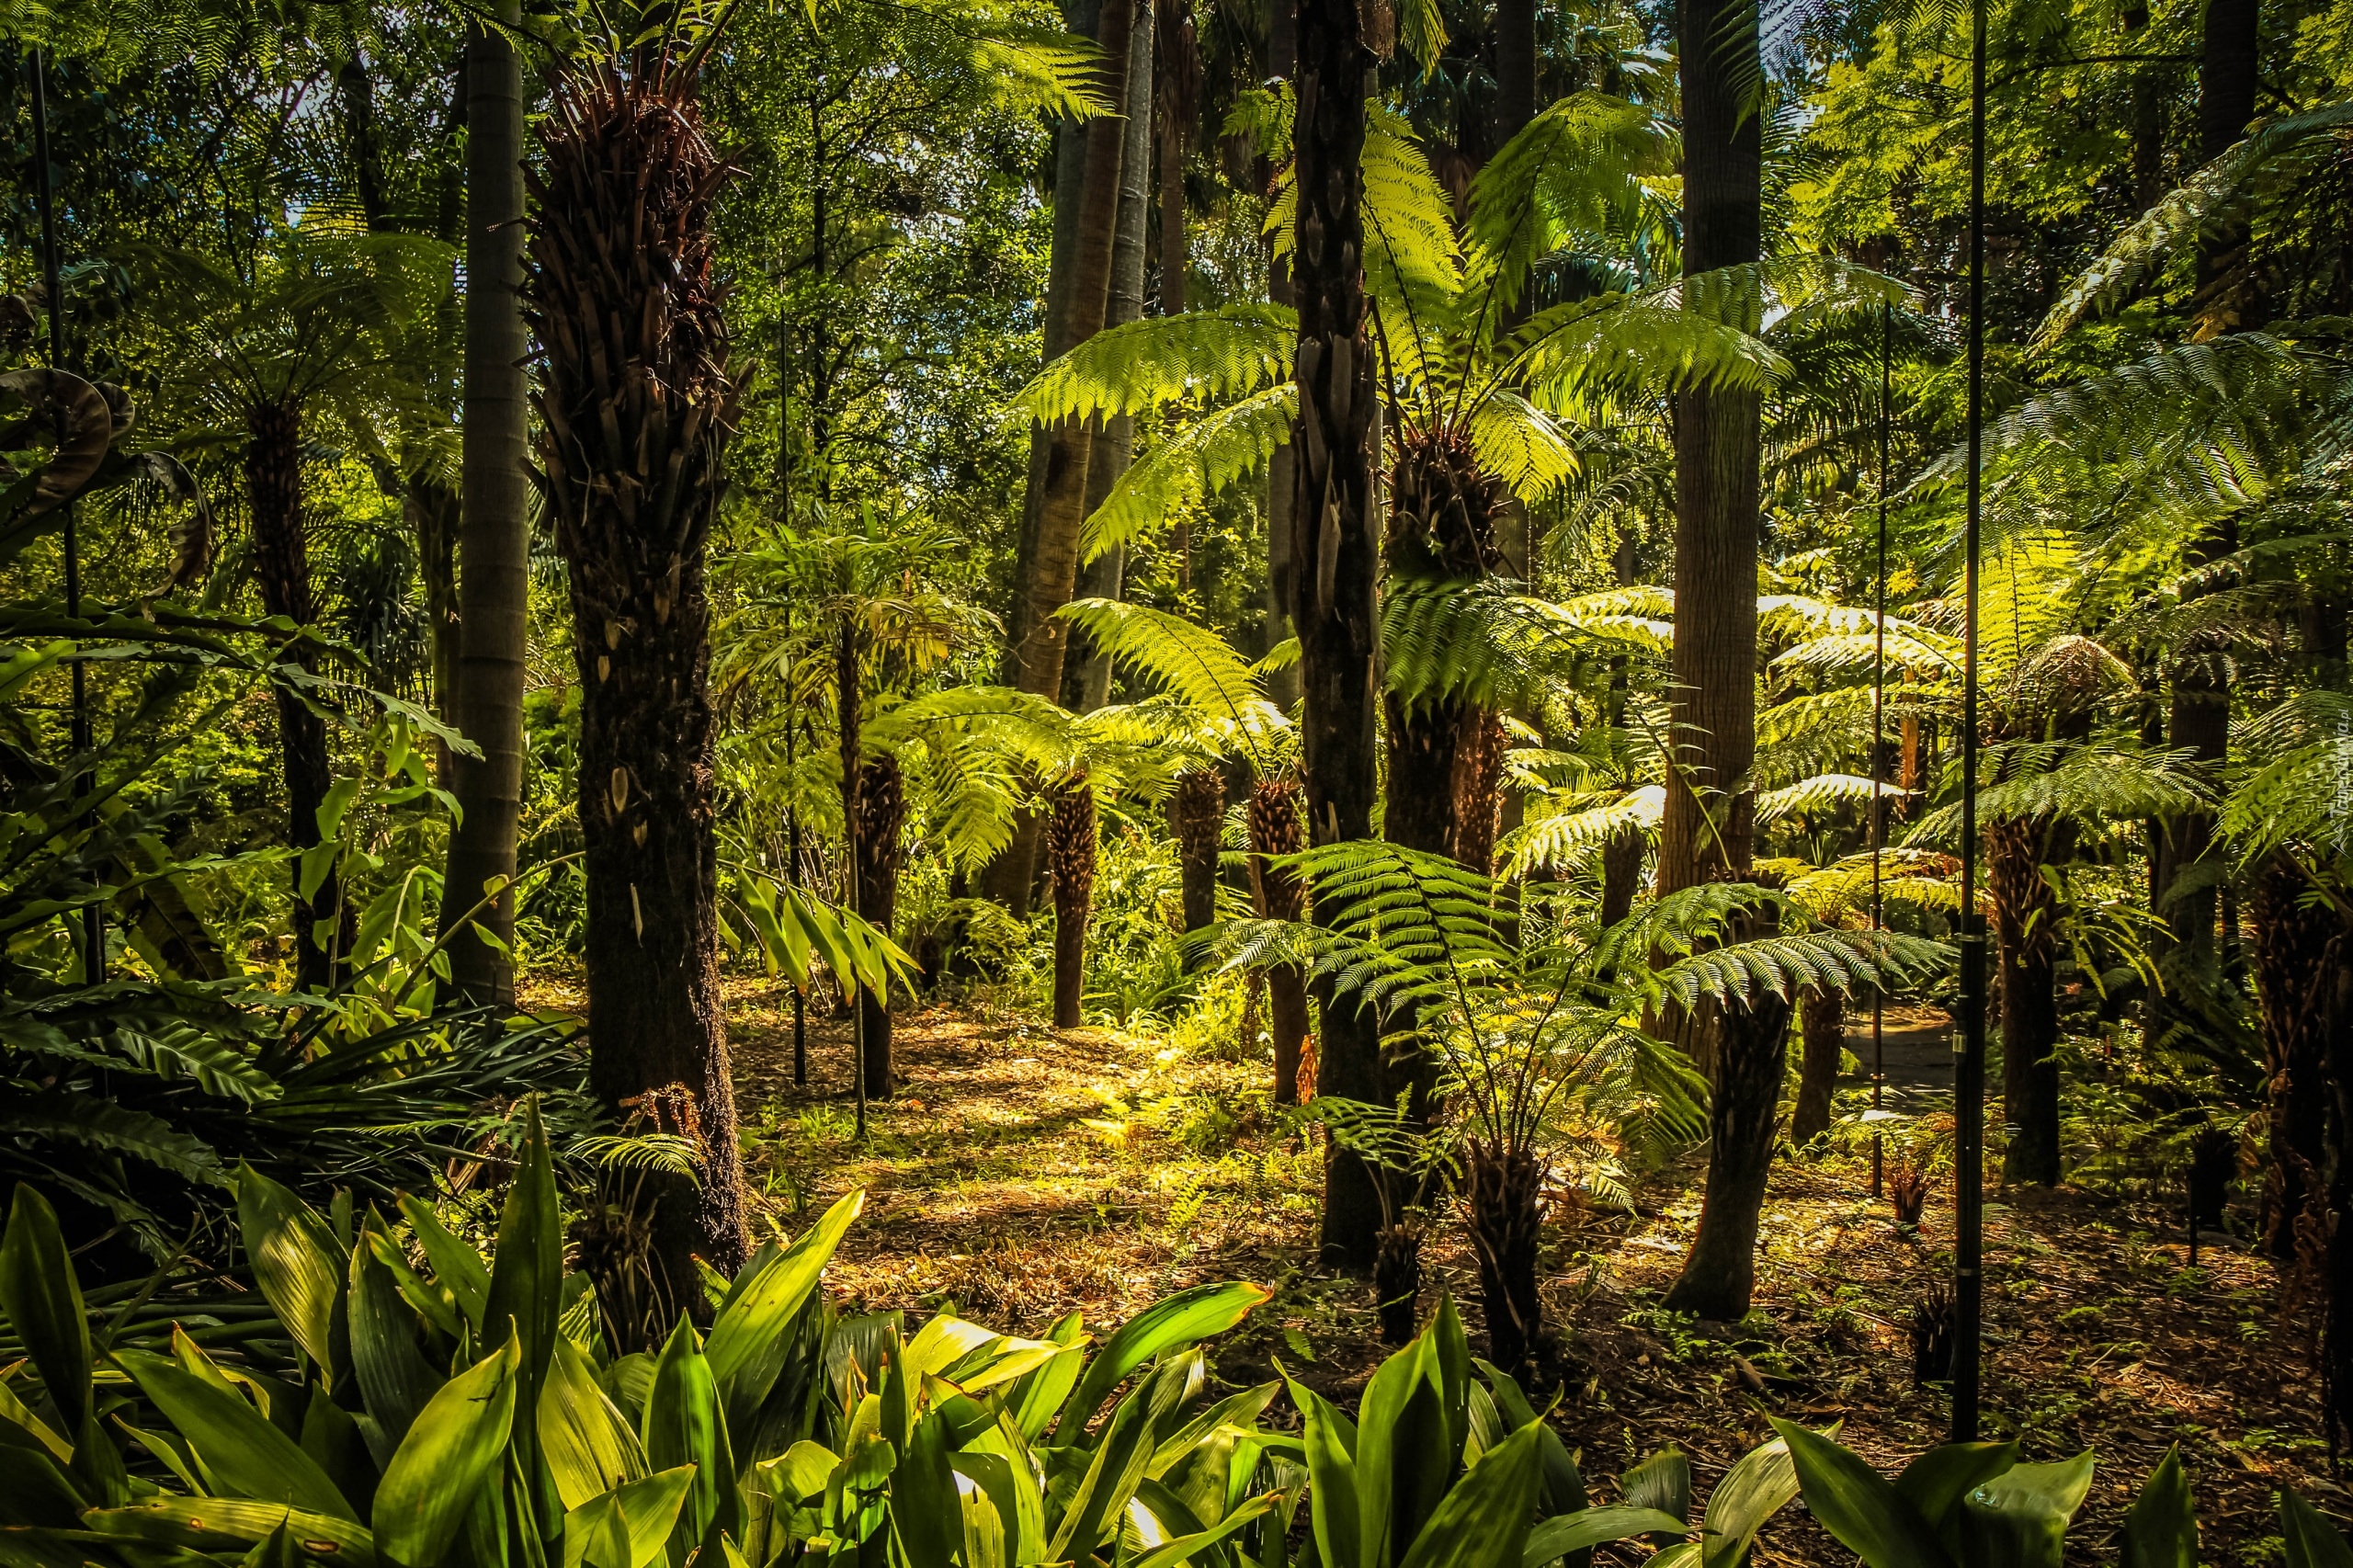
[{"x1": 727, "y1": 989, "x2": 2338, "y2": 1564}]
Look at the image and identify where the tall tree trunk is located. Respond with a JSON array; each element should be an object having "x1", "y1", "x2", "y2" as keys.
[
  {"x1": 529, "y1": 48, "x2": 751, "y2": 1295},
  {"x1": 2253, "y1": 855, "x2": 2334, "y2": 1256},
  {"x1": 990, "y1": 0, "x2": 1133, "y2": 910},
  {"x1": 1994, "y1": 816, "x2": 2068, "y2": 1186},
  {"x1": 1049, "y1": 778, "x2": 1097, "y2": 1028},
  {"x1": 410, "y1": 482, "x2": 460, "y2": 785},
  {"x1": 856, "y1": 754, "x2": 904, "y2": 1096},
  {"x1": 1659, "y1": 0, "x2": 1775, "y2": 1320},
  {"x1": 1294, "y1": 0, "x2": 1387, "y2": 1269},
  {"x1": 1493, "y1": 0, "x2": 1535, "y2": 146},
  {"x1": 1003, "y1": 0, "x2": 1137, "y2": 701},
  {"x1": 1171, "y1": 767, "x2": 1225, "y2": 934},
  {"x1": 248, "y1": 401, "x2": 339, "y2": 994},
  {"x1": 1249, "y1": 774, "x2": 1311, "y2": 1104},
  {"x1": 1155, "y1": 0, "x2": 1193, "y2": 320},
  {"x1": 438, "y1": 2, "x2": 533, "y2": 1006},
  {"x1": 1261, "y1": 0, "x2": 1301, "y2": 713},
  {"x1": 1069, "y1": 6, "x2": 1155, "y2": 711},
  {"x1": 1790, "y1": 985, "x2": 1844, "y2": 1146}
]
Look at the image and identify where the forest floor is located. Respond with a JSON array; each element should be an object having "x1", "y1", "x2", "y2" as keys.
[{"x1": 726, "y1": 986, "x2": 2337, "y2": 1566}]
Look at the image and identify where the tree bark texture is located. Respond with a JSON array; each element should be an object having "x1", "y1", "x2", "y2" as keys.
[
  {"x1": 2253, "y1": 856, "x2": 2335, "y2": 1257},
  {"x1": 439, "y1": 4, "x2": 534, "y2": 1006},
  {"x1": 1003, "y1": 0, "x2": 1139, "y2": 703},
  {"x1": 409, "y1": 479, "x2": 460, "y2": 785},
  {"x1": 527, "y1": 51, "x2": 751, "y2": 1288},
  {"x1": 1662, "y1": 912, "x2": 1793, "y2": 1319},
  {"x1": 1790, "y1": 985, "x2": 1844, "y2": 1146},
  {"x1": 856, "y1": 754, "x2": 905, "y2": 1096},
  {"x1": 1049, "y1": 778, "x2": 1097, "y2": 1028},
  {"x1": 1993, "y1": 815, "x2": 2069, "y2": 1186},
  {"x1": 1249, "y1": 774, "x2": 1311, "y2": 1105},
  {"x1": 1171, "y1": 766, "x2": 1225, "y2": 933},
  {"x1": 1068, "y1": 9, "x2": 1155, "y2": 712},
  {"x1": 247, "y1": 401, "x2": 340, "y2": 994},
  {"x1": 1294, "y1": 0, "x2": 1387, "y2": 1269},
  {"x1": 1155, "y1": 0, "x2": 1195, "y2": 320},
  {"x1": 1465, "y1": 1138, "x2": 1547, "y2": 1374}
]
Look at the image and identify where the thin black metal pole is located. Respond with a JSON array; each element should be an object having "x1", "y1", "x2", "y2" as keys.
[
  {"x1": 1871, "y1": 303, "x2": 1891, "y2": 1201},
  {"x1": 787, "y1": 713, "x2": 807, "y2": 1087},
  {"x1": 31, "y1": 51, "x2": 100, "y2": 984},
  {"x1": 1952, "y1": 0, "x2": 1990, "y2": 1444}
]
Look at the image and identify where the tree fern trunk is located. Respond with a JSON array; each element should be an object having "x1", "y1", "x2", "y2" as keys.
[
  {"x1": 1049, "y1": 778, "x2": 1097, "y2": 1028},
  {"x1": 2253, "y1": 854, "x2": 2335, "y2": 1257},
  {"x1": 1465, "y1": 1137, "x2": 1547, "y2": 1375},
  {"x1": 1250, "y1": 775, "x2": 1310, "y2": 1105},
  {"x1": 1171, "y1": 767, "x2": 1224, "y2": 934},
  {"x1": 1790, "y1": 985, "x2": 1844, "y2": 1146},
  {"x1": 857, "y1": 754, "x2": 904, "y2": 1096},
  {"x1": 528, "y1": 47, "x2": 751, "y2": 1292},
  {"x1": 438, "y1": 1, "x2": 533, "y2": 1005},
  {"x1": 246, "y1": 401, "x2": 339, "y2": 994},
  {"x1": 1993, "y1": 815, "x2": 2068, "y2": 1186},
  {"x1": 1294, "y1": 0, "x2": 1386, "y2": 1268}
]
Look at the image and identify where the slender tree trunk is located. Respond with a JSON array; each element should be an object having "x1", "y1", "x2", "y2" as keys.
[
  {"x1": 2253, "y1": 855, "x2": 2334, "y2": 1256},
  {"x1": 1261, "y1": 0, "x2": 1301, "y2": 713},
  {"x1": 1250, "y1": 774, "x2": 1310, "y2": 1104},
  {"x1": 1004, "y1": 0, "x2": 1137, "y2": 702},
  {"x1": 1599, "y1": 827, "x2": 1644, "y2": 927},
  {"x1": 410, "y1": 482, "x2": 460, "y2": 784},
  {"x1": 1171, "y1": 767, "x2": 1224, "y2": 933},
  {"x1": 1790, "y1": 985, "x2": 1844, "y2": 1146},
  {"x1": 529, "y1": 49, "x2": 751, "y2": 1292},
  {"x1": 247, "y1": 401, "x2": 339, "y2": 994},
  {"x1": 1659, "y1": 0, "x2": 1777, "y2": 1320},
  {"x1": 1294, "y1": 0, "x2": 1386, "y2": 1269},
  {"x1": 1069, "y1": 7, "x2": 1155, "y2": 711},
  {"x1": 438, "y1": 2, "x2": 533, "y2": 1005},
  {"x1": 856, "y1": 755, "x2": 904, "y2": 1096},
  {"x1": 1155, "y1": 0, "x2": 1191, "y2": 321},
  {"x1": 1049, "y1": 778, "x2": 1097, "y2": 1028},
  {"x1": 1994, "y1": 817, "x2": 2068, "y2": 1186}
]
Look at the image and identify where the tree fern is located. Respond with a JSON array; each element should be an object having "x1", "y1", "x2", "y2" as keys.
[
  {"x1": 1467, "y1": 391, "x2": 1584, "y2": 502},
  {"x1": 1754, "y1": 772, "x2": 1907, "y2": 827},
  {"x1": 1077, "y1": 386, "x2": 1296, "y2": 562},
  {"x1": 1466, "y1": 91, "x2": 1669, "y2": 312},
  {"x1": 1497, "y1": 784, "x2": 1665, "y2": 879},
  {"x1": 1009, "y1": 304, "x2": 1296, "y2": 426}
]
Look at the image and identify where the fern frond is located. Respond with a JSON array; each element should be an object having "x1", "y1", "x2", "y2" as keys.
[
  {"x1": 1499, "y1": 785, "x2": 1664, "y2": 879},
  {"x1": 1011, "y1": 303, "x2": 1296, "y2": 426},
  {"x1": 1055, "y1": 598, "x2": 1266, "y2": 720},
  {"x1": 1467, "y1": 391, "x2": 1583, "y2": 501},
  {"x1": 1467, "y1": 92, "x2": 1667, "y2": 312},
  {"x1": 1079, "y1": 385, "x2": 1297, "y2": 563},
  {"x1": 1754, "y1": 772, "x2": 1908, "y2": 827}
]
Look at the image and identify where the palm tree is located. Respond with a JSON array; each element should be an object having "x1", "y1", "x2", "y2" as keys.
[
  {"x1": 526, "y1": 29, "x2": 752, "y2": 1293},
  {"x1": 438, "y1": 0, "x2": 535, "y2": 1006},
  {"x1": 134, "y1": 230, "x2": 450, "y2": 993}
]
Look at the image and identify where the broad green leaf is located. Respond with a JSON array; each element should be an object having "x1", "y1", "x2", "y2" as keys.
[
  {"x1": 961, "y1": 1479, "x2": 1007, "y2": 1568},
  {"x1": 1051, "y1": 1281, "x2": 1269, "y2": 1442},
  {"x1": 0, "y1": 1366, "x2": 72, "y2": 1460},
  {"x1": 369, "y1": 1336, "x2": 519, "y2": 1567},
  {"x1": 84, "y1": 1497, "x2": 379, "y2": 1568},
  {"x1": 1286, "y1": 1372, "x2": 1360, "y2": 1568},
  {"x1": 346, "y1": 1225, "x2": 443, "y2": 1464},
  {"x1": 562, "y1": 1490, "x2": 633, "y2": 1568},
  {"x1": 1958, "y1": 1452, "x2": 2093, "y2": 1568},
  {"x1": 2280, "y1": 1490, "x2": 2353, "y2": 1568},
  {"x1": 1, "y1": 1186, "x2": 91, "y2": 1435},
  {"x1": 1622, "y1": 1447, "x2": 1690, "y2": 1528},
  {"x1": 759, "y1": 1439, "x2": 839, "y2": 1506},
  {"x1": 1523, "y1": 1506, "x2": 1688, "y2": 1565},
  {"x1": 1132, "y1": 1492, "x2": 1280, "y2": 1568},
  {"x1": 1357, "y1": 1333, "x2": 1448, "y2": 1568},
  {"x1": 1700, "y1": 1434, "x2": 1802, "y2": 1568},
  {"x1": 2120, "y1": 1449, "x2": 2197, "y2": 1568},
  {"x1": 1768, "y1": 1417, "x2": 1954, "y2": 1568},
  {"x1": 116, "y1": 1350, "x2": 355, "y2": 1521},
  {"x1": 1008, "y1": 1343, "x2": 1086, "y2": 1440},
  {"x1": 540, "y1": 1335, "x2": 647, "y2": 1509},
  {"x1": 1892, "y1": 1442, "x2": 2019, "y2": 1532},
  {"x1": 890, "y1": 1409, "x2": 961, "y2": 1568},
  {"x1": 644, "y1": 1314, "x2": 733, "y2": 1551},
  {"x1": 560, "y1": 1466, "x2": 697, "y2": 1568},
  {"x1": 706, "y1": 1188, "x2": 862, "y2": 1437},
  {"x1": 483, "y1": 1102, "x2": 562, "y2": 1411},
  {"x1": 394, "y1": 1195, "x2": 489, "y2": 1331},
  {"x1": 1046, "y1": 1390, "x2": 1156, "y2": 1563},
  {"x1": 238, "y1": 1165, "x2": 348, "y2": 1381},
  {"x1": 961, "y1": 1415, "x2": 1048, "y2": 1562},
  {"x1": 1396, "y1": 1420, "x2": 1547, "y2": 1568}
]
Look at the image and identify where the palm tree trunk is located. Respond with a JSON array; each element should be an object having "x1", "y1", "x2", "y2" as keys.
[
  {"x1": 1294, "y1": 0, "x2": 1387, "y2": 1269},
  {"x1": 856, "y1": 754, "x2": 905, "y2": 1096},
  {"x1": 1069, "y1": 7, "x2": 1155, "y2": 711},
  {"x1": 1657, "y1": 0, "x2": 1776, "y2": 1320},
  {"x1": 247, "y1": 400, "x2": 338, "y2": 994},
  {"x1": 1049, "y1": 778, "x2": 1097, "y2": 1028},
  {"x1": 438, "y1": 2, "x2": 533, "y2": 1006},
  {"x1": 1790, "y1": 985, "x2": 1844, "y2": 1146},
  {"x1": 2253, "y1": 855, "x2": 2335, "y2": 1256},
  {"x1": 529, "y1": 48, "x2": 752, "y2": 1294},
  {"x1": 1249, "y1": 774, "x2": 1310, "y2": 1104},
  {"x1": 1003, "y1": 0, "x2": 1138, "y2": 703},
  {"x1": 1993, "y1": 815, "x2": 2068, "y2": 1185}
]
